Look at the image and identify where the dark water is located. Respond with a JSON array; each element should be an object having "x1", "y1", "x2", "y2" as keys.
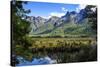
[{"x1": 16, "y1": 44, "x2": 97, "y2": 66}]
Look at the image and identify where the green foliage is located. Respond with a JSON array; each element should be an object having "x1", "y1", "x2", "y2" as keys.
[
  {"x1": 11, "y1": 3, "x2": 97, "y2": 65},
  {"x1": 11, "y1": 1, "x2": 31, "y2": 47},
  {"x1": 11, "y1": 0, "x2": 32, "y2": 62}
]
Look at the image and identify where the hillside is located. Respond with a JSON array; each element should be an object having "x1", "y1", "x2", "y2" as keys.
[{"x1": 26, "y1": 6, "x2": 97, "y2": 37}]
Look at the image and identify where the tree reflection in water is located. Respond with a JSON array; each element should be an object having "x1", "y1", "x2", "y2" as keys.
[{"x1": 16, "y1": 44, "x2": 97, "y2": 66}]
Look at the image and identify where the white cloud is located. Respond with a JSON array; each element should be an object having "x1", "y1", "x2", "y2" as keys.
[
  {"x1": 62, "y1": 7, "x2": 68, "y2": 12},
  {"x1": 79, "y1": 4, "x2": 87, "y2": 9},
  {"x1": 42, "y1": 12, "x2": 65, "y2": 19},
  {"x1": 91, "y1": 7, "x2": 96, "y2": 12},
  {"x1": 49, "y1": 12, "x2": 65, "y2": 17},
  {"x1": 76, "y1": 4, "x2": 87, "y2": 13},
  {"x1": 42, "y1": 16, "x2": 51, "y2": 19}
]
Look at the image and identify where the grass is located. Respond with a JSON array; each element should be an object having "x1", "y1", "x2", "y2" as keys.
[{"x1": 29, "y1": 37, "x2": 96, "y2": 49}]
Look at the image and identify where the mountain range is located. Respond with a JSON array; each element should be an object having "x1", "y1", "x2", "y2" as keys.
[{"x1": 26, "y1": 8, "x2": 95, "y2": 37}]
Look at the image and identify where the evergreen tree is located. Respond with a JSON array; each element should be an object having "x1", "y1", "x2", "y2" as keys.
[{"x1": 11, "y1": 0, "x2": 31, "y2": 66}]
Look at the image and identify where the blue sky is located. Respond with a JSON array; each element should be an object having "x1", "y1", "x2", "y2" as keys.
[{"x1": 23, "y1": 2, "x2": 87, "y2": 18}]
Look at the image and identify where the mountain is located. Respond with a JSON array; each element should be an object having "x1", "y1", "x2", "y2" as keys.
[
  {"x1": 27, "y1": 7, "x2": 96, "y2": 37},
  {"x1": 61, "y1": 11, "x2": 78, "y2": 24},
  {"x1": 26, "y1": 16, "x2": 47, "y2": 34},
  {"x1": 76, "y1": 9, "x2": 87, "y2": 23},
  {"x1": 46, "y1": 16, "x2": 59, "y2": 24}
]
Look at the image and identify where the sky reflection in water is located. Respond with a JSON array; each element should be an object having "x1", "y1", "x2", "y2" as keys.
[{"x1": 16, "y1": 56, "x2": 57, "y2": 66}]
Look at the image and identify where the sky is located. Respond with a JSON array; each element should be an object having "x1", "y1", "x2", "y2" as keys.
[{"x1": 23, "y1": 1, "x2": 87, "y2": 19}]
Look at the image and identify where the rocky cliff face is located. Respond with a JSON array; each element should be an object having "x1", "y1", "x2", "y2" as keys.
[{"x1": 26, "y1": 7, "x2": 96, "y2": 36}]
